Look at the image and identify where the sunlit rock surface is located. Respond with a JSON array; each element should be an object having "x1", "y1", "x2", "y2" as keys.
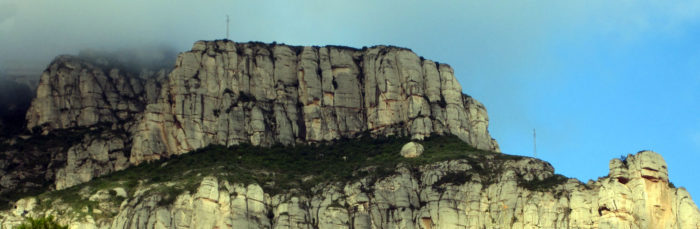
[
  {"x1": 130, "y1": 40, "x2": 500, "y2": 163},
  {"x1": 14, "y1": 40, "x2": 499, "y2": 191},
  {"x1": 1, "y1": 151, "x2": 697, "y2": 228},
  {"x1": 3, "y1": 40, "x2": 697, "y2": 228}
]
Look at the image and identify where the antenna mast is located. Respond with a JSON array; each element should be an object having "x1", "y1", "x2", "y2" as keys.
[
  {"x1": 226, "y1": 15, "x2": 230, "y2": 40},
  {"x1": 533, "y1": 128, "x2": 537, "y2": 157}
]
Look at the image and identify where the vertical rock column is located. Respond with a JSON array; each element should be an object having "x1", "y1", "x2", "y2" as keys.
[{"x1": 130, "y1": 40, "x2": 501, "y2": 164}]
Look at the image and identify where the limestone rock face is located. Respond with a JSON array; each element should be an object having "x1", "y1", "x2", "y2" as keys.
[
  {"x1": 8, "y1": 55, "x2": 167, "y2": 191},
  {"x1": 400, "y1": 142, "x2": 424, "y2": 158},
  {"x1": 130, "y1": 40, "x2": 499, "y2": 163},
  {"x1": 6, "y1": 40, "x2": 500, "y2": 193},
  {"x1": 2, "y1": 150, "x2": 697, "y2": 229},
  {"x1": 4, "y1": 40, "x2": 698, "y2": 228},
  {"x1": 598, "y1": 151, "x2": 690, "y2": 229},
  {"x1": 25, "y1": 55, "x2": 166, "y2": 132},
  {"x1": 54, "y1": 132, "x2": 130, "y2": 190}
]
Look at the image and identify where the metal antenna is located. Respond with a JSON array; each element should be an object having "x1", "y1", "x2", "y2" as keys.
[
  {"x1": 226, "y1": 15, "x2": 230, "y2": 40},
  {"x1": 533, "y1": 128, "x2": 537, "y2": 157}
]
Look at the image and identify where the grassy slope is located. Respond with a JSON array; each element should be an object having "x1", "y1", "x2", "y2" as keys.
[{"x1": 14, "y1": 135, "x2": 567, "y2": 220}]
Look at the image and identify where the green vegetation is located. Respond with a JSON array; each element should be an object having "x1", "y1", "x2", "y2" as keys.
[
  {"x1": 16, "y1": 134, "x2": 569, "y2": 220},
  {"x1": 34, "y1": 135, "x2": 501, "y2": 210},
  {"x1": 0, "y1": 123, "x2": 129, "y2": 210},
  {"x1": 518, "y1": 174, "x2": 568, "y2": 193},
  {"x1": 138, "y1": 134, "x2": 500, "y2": 198},
  {"x1": 15, "y1": 215, "x2": 68, "y2": 229},
  {"x1": 20, "y1": 122, "x2": 126, "y2": 152},
  {"x1": 432, "y1": 172, "x2": 472, "y2": 192}
]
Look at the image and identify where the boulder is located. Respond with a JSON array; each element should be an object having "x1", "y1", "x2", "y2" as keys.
[{"x1": 400, "y1": 142, "x2": 424, "y2": 158}]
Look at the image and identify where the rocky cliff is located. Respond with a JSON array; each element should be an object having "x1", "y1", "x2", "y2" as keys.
[
  {"x1": 1, "y1": 140, "x2": 698, "y2": 228},
  {"x1": 26, "y1": 41, "x2": 500, "y2": 155},
  {"x1": 130, "y1": 40, "x2": 499, "y2": 163},
  {"x1": 26, "y1": 55, "x2": 166, "y2": 132},
  {"x1": 3, "y1": 40, "x2": 499, "y2": 193},
  {"x1": 1, "y1": 40, "x2": 697, "y2": 228},
  {"x1": 0, "y1": 55, "x2": 168, "y2": 194}
]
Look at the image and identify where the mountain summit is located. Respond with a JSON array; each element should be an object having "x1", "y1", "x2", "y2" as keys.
[
  {"x1": 26, "y1": 40, "x2": 499, "y2": 162},
  {"x1": 0, "y1": 40, "x2": 697, "y2": 228}
]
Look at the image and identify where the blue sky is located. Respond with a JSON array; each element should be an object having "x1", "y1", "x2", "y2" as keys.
[{"x1": 1, "y1": 0, "x2": 699, "y2": 199}]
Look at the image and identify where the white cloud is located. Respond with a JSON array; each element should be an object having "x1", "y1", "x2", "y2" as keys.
[{"x1": 1, "y1": 0, "x2": 700, "y2": 75}]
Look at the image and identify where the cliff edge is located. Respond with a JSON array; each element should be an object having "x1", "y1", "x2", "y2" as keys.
[
  {"x1": 130, "y1": 40, "x2": 500, "y2": 162},
  {"x1": 0, "y1": 40, "x2": 698, "y2": 229},
  {"x1": 3, "y1": 40, "x2": 500, "y2": 193}
]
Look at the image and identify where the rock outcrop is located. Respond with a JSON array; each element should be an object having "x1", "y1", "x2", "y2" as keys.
[
  {"x1": 400, "y1": 142, "x2": 424, "y2": 158},
  {"x1": 9, "y1": 40, "x2": 500, "y2": 192},
  {"x1": 54, "y1": 131, "x2": 131, "y2": 190},
  {"x1": 130, "y1": 40, "x2": 499, "y2": 163},
  {"x1": 1, "y1": 150, "x2": 697, "y2": 229},
  {"x1": 26, "y1": 55, "x2": 166, "y2": 133},
  {"x1": 3, "y1": 40, "x2": 698, "y2": 229},
  {"x1": 0, "y1": 55, "x2": 169, "y2": 195},
  {"x1": 26, "y1": 42, "x2": 499, "y2": 160}
]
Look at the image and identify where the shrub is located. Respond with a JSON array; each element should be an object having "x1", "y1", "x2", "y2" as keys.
[
  {"x1": 25, "y1": 134, "x2": 520, "y2": 218},
  {"x1": 432, "y1": 172, "x2": 471, "y2": 192},
  {"x1": 15, "y1": 215, "x2": 68, "y2": 229},
  {"x1": 518, "y1": 174, "x2": 568, "y2": 192}
]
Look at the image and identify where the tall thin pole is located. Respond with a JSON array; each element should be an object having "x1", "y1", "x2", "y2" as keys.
[
  {"x1": 533, "y1": 128, "x2": 537, "y2": 157},
  {"x1": 226, "y1": 15, "x2": 230, "y2": 40}
]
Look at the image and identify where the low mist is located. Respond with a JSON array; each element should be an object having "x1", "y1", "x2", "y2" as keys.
[{"x1": 76, "y1": 45, "x2": 178, "y2": 74}]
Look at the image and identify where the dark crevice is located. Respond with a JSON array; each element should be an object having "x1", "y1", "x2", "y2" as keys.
[{"x1": 617, "y1": 177, "x2": 630, "y2": 184}]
